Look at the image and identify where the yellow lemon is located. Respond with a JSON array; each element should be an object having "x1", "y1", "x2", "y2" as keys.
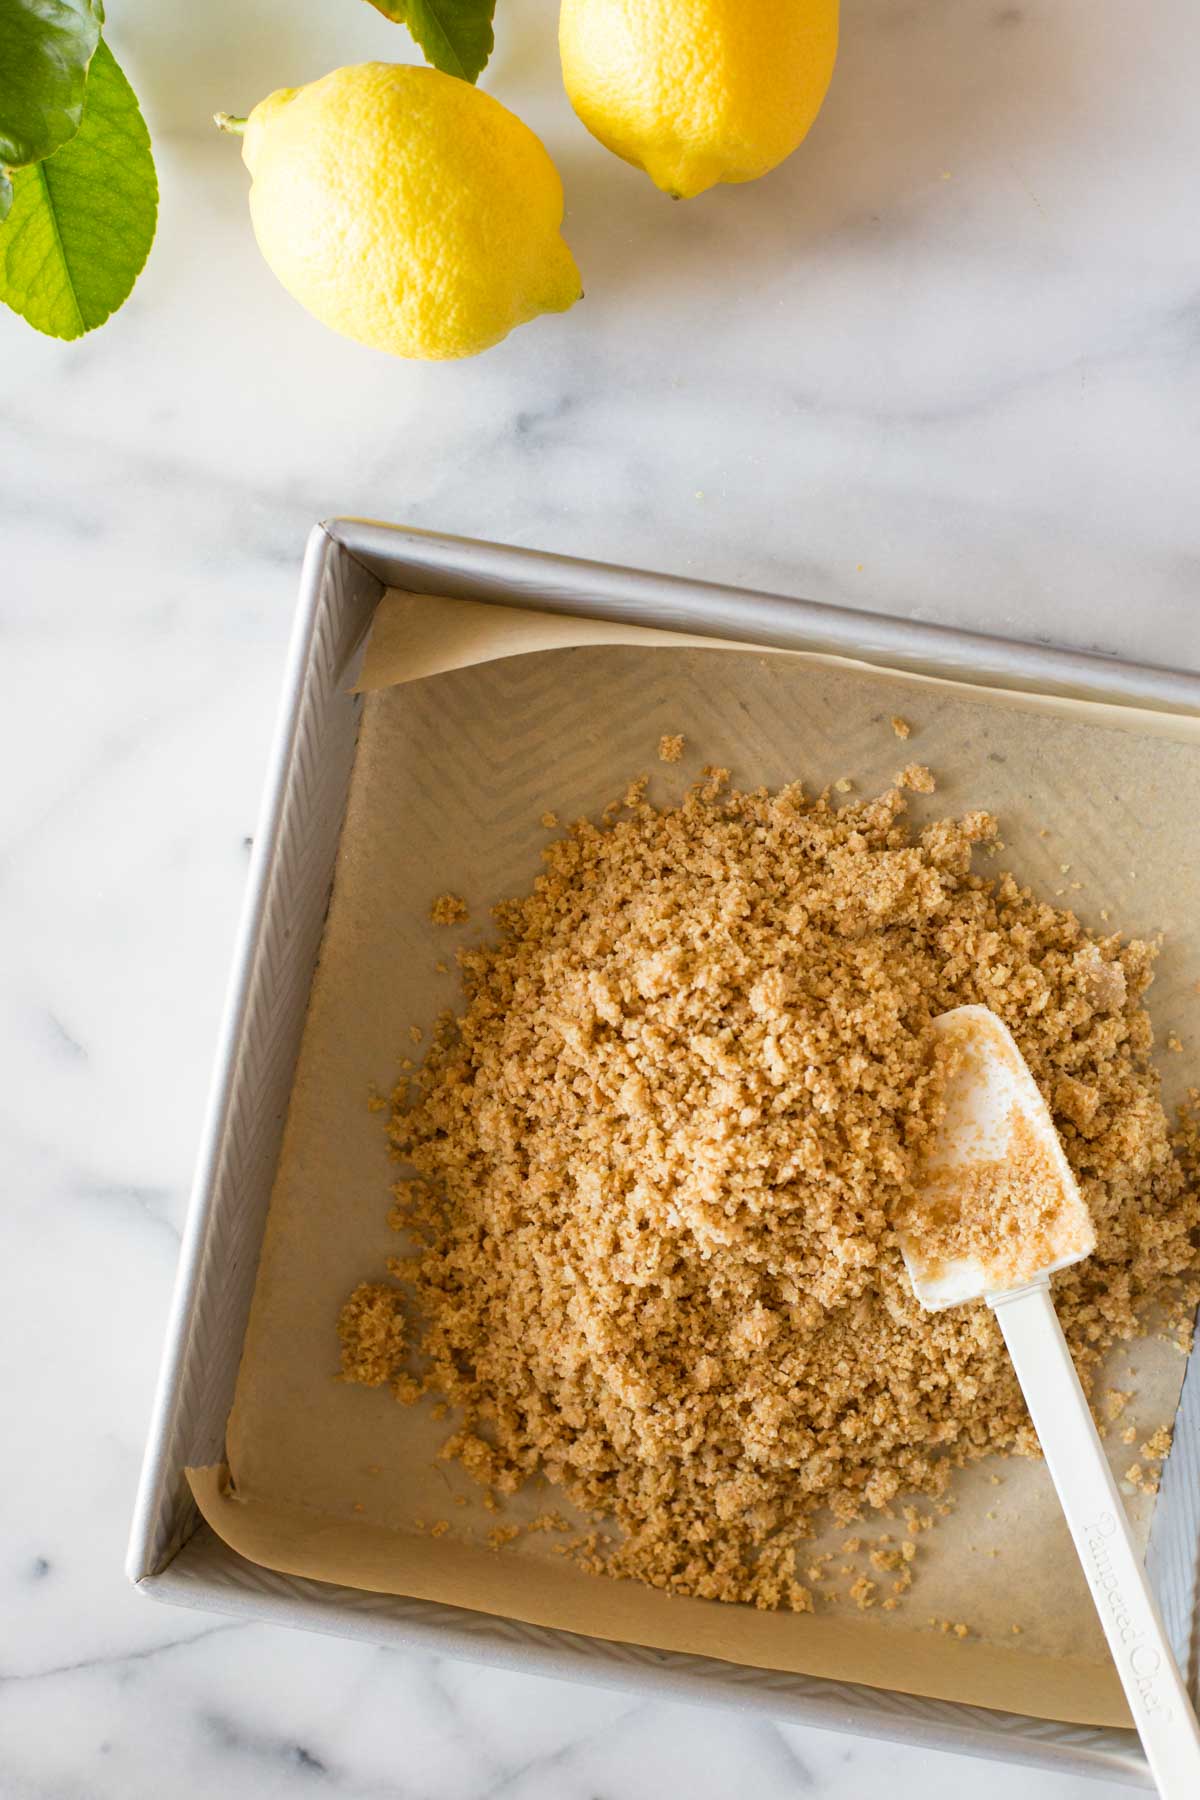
[
  {"x1": 559, "y1": 0, "x2": 838, "y2": 199},
  {"x1": 238, "y1": 63, "x2": 582, "y2": 360}
]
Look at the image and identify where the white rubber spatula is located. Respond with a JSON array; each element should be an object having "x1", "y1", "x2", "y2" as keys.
[{"x1": 898, "y1": 1005, "x2": 1200, "y2": 1798}]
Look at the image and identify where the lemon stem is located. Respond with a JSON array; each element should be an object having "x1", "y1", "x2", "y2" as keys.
[{"x1": 213, "y1": 112, "x2": 248, "y2": 135}]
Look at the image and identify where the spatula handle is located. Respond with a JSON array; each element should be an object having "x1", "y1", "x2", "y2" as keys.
[{"x1": 991, "y1": 1278, "x2": 1200, "y2": 1797}]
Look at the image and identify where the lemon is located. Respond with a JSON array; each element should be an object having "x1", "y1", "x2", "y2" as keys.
[
  {"x1": 559, "y1": 0, "x2": 838, "y2": 199},
  {"x1": 238, "y1": 63, "x2": 582, "y2": 361}
]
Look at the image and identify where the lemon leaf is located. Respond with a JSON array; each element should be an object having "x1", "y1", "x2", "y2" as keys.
[
  {"x1": 0, "y1": 0, "x2": 104, "y2": 170},
  {"x1": 365, "y1": 0, "x2": 495, "y2": 83},
  {"x1": 0, "y1": 36, "x2": 157, "y2": 339}
]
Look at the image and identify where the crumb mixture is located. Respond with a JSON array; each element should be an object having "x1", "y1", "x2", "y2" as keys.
[
  {"x1": 658, "y1": 733, "x2": 685, "y2": 763},
  {"x1": 342, "y1": 769, "x2": 1200, "y2": 1611}
]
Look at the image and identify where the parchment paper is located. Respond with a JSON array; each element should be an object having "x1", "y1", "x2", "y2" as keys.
[{"x1": 190, "y1": 592, "x2": 1200, "y2": 1727}]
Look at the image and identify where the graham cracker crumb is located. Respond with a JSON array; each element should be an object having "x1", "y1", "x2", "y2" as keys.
[
  {"x1": 849, "y1": 1576, "x2": 877, "y2": 1610},
  {"x1": 1103, "y1": 1390, "x2": 1131, "y2": 1421},
  {"x1": 1121, "y1": 1425, "x2": 1138, "y2": 1445},
  {"x1": 896, "y1": 762, "x2": 936, "y2": 793},
  {"x1": 487, "y1": 1524, "x2": 521, "y2": 1550},
  {"x1": 891, "y1": 716, "x2": 911, "y2": 740},
  {"x1": 540, "y1": 811, "x2": 559, "y2": 829},
  {"x1": 343, "y1": 772, "x2": 1200, "y2": 1613},
  {"x1": 429, "y1": 1519, "x2": 450, "y2": 1538},
  {"x1": 1125, "y1": 1462, "x2": 1160, "y2": 1495},
  {"x1": 658, "y1": 734, "x2": 685, "y2": 764},
  {"x1": 430, "y1": 892, "x2": 469, "y2": 926},
  {"x1": 337, "y1": 1284, "x2": 407, "y2": 1390},
  {"x1": 1141, "y1": 1426, "x2": 1172, "y2": 1461}
]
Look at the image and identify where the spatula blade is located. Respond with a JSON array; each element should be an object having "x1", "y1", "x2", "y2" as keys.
[{"x1": 899, "y1": 1005, "x2": 1095, "y2": 1312}]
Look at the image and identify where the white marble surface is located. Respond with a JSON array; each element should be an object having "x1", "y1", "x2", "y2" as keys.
[{"x1": 3, "y1": 0, "x2": 1198, "y2": 1792}]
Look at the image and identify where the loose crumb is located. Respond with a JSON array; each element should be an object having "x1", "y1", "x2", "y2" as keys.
[
  {"x1": 540, "y1": 811, "x2": 559, "y2": 829},
  {"x1": 1141, "y1": 1426, "x2": 1172, "y2": 1461},
  {"x1": 430, "y1": 893, "x2": 469, "y2": 926},
  {"x1": 1121, "y1": 1425, "x2": 1138, "y2": 1445},
  {"x1": 487, "y1": 1524, "x2": 521, "y2": 1550},
  {"x1": 1125, "y1": 1461, "x2": 1161, "y2": 1495},
  {"x1": 658, "y1": 734, "x2": 685, "y2": 764},
  {"x1": 896, "y1": 762, "x2": 936, "y2": 793},
  {"x1": 337, "y1": 1284, "x2": 406, "y2": 1390},
  {"x1": 343, "y1": 772, "x2": 1200, "y2": 1612},
  {"x1": 849, "y1": 1576, "x2": 877, "y2": 1610},
  {"x1": 891, "y1": 716, "x2": 911, "y2": 740},
  {"x1": 429, "y1": 1519, "x2": 450, "y2": 1538}
]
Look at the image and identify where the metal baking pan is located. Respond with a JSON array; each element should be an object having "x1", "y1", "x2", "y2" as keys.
[{"x1": 128, "y1": 518, "x2": 1200, "y2": 1786}]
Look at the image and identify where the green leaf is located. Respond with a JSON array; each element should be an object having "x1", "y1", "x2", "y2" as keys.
[
  {"x1": 365, "y1": 0, "x2": 495, "y2": 83},
  {"x1": 0, "y1": 170, "x2": 11, "y2": 221},
  {"x1": 0, "y1": 35, "x2": 156, "y2": 339},
  {"x1": 0, "y1": 0, "x2": 104, "y2": 170}
]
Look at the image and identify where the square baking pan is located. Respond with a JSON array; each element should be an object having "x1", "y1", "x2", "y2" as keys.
[{"x1": 129, "y1": 518, "x2": 1200, "y2": 1786}]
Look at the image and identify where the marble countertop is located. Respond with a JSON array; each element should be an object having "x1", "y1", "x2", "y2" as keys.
[{"x1": 4, "y1": 0, "x2": 1197, "y2": 1792}]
